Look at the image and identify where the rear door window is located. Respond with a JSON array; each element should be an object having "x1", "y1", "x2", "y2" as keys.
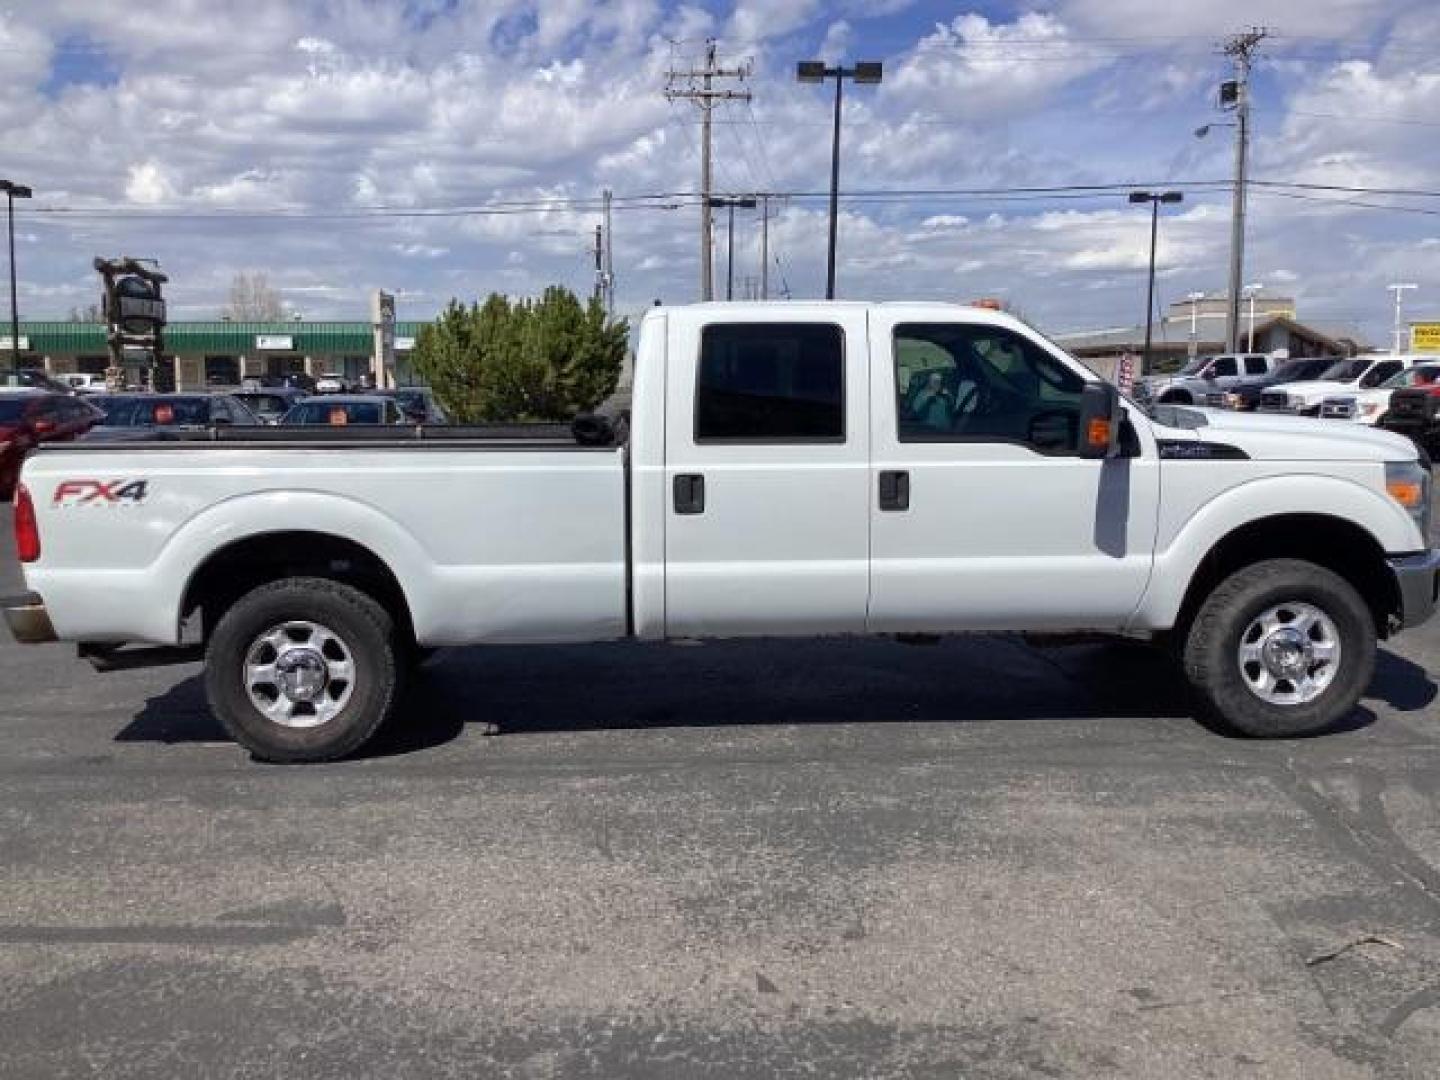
[
  {"x1": 1244, "y1": 357, "x2": 1268, "y2": 375},
  {"x1": 1211, "y1": 357, "x2": 1238, "y2": 377},
  {"x1": 695, "y1": 323, "x2": 845, "y2": 441}
]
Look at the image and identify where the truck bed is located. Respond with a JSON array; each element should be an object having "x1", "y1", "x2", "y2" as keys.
[{"x1": 21, "y1": 435, "x2": 629, "y2": 647}]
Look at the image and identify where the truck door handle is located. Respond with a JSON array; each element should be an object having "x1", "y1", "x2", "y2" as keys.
[
  {"x1": 878, "y1": 470, "x2": 909, "y2": 511},
  {"x1": 674, "y1": 474, "x2": 705, "y2": 515}
]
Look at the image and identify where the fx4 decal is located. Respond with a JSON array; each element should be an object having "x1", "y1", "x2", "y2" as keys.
[{"x1": 53, "y1": 479, "x2": 150, "y2": 506}]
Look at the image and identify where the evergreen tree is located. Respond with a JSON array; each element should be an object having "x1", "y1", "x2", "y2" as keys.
[{"x1": 412, "y1": 287, "x2": 627, "y2": 423}]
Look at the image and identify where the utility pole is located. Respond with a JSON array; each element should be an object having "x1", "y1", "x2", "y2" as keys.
[
  {"x1": 666, "y1": 40, "x2": 751, "y2": 301},
  {"x1": 1389, "y1": 283, "x2": 1418, "y2": 355},
  {"x1": 759, "y1": 194, "x2": 771, "y2": 300},
  {"x1": 602, "y1": 188, "x2": 614, "y2": 318},
  {"x1": 592, "y1": 222, "x2": 604, "y2": 306},
  {"x1": 1220, "y1": 27, "x2": 1267, "y2": 353}
]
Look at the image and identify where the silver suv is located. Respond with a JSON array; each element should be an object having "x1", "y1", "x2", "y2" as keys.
[{"x1": 1135, "y1": 353, "x2": 1277, "y2": 408}]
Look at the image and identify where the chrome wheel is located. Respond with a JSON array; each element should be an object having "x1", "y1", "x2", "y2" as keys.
[
  {"x1": 1236, "y1": 602, "x2": 1341, "y2": 706},
  {"x1": 243, "y1": 621, "x2": 355, "y2": 728}
]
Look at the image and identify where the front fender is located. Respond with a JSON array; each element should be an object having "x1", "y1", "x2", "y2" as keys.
[{"x1": 1131, "y1": 472, "x2": 1418, "y2": 631}]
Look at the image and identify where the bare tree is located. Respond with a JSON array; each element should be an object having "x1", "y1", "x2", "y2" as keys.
[
  {"x1": 223, "y1": 272, "x2": 287, "y2": 321},
  {"x1": 66, "y1": 303, "x2": 104, "y2": 323}
]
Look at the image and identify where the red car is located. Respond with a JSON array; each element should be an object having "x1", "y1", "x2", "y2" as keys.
[{"x1": 0, "y1": 391, "x2": 104, "y2": 499}]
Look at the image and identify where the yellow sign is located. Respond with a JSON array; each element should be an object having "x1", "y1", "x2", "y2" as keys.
[{"x1": 1414, "y1": 323, "x2": 1440, "y2": 353}]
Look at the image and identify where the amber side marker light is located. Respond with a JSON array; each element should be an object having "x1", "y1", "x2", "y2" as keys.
[
  {"x1": 1086, "y1": 419, "x2": 1113, "y2": 450},
  {"x1": 1387, "y1": 478, "x2": 1425, "y2": 510}
]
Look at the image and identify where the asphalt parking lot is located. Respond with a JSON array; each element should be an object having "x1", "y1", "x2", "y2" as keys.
[{"x1": 0, "y1": 500, "x2": 1437, "y2": 1078}]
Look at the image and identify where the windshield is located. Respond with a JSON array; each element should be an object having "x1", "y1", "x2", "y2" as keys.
[
  {"x1": 1318, "y1": 358, "x2": 1370, "y2": 382},
  {"x1": 1271, "y1": 360, "x2": 1325, "y2": 382},
  {"x1": 285, "y1": 401, "x2": 385, "y2": 425},
  {"x1": 94, "y1": 396, "x2": 211, "y2": 426},
  {"x1": 1387, "y1": 366, "x2": 1440, "y2": 389},
  {"x1": 1177, "y1": 356, "x2": 1212, "y2": 376},
  {"x1": 236, "y1": 393, "x2": 291, "y2": 415}
]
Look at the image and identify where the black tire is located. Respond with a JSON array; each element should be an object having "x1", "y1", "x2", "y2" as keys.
[
  {"x1": 1183, "y1": 559, "x2": 1375, "y2": 738},
  {"x1": 204, "y1": 577, "x2": 402, "y2": 762}
]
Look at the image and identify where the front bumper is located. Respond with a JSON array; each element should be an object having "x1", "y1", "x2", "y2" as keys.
[
  {"x1": 2, "y1": 592, "x2": 57, "y2": 644},
  {"x1": 1388, "y1": 551, "x2": 1440, "y2": 630}
]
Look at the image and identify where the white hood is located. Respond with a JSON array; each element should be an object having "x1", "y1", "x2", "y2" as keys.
[
  {"x1": 1269, "y1": 379, "x2": 1355, "y2": 403},
  {"x1": 1151, "y1": 406, "x2": 1417, "y2": 463}
]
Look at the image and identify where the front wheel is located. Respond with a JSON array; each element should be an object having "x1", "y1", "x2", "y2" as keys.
[
  {"x1": 205, "y1": 577, "x2": 402, "y2": 762},
  {"x1": 1182, "y1": 559, "x2": 1375, "y2": 737}
]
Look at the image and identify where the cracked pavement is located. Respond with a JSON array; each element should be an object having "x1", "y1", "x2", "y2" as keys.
[{"x1": 0, "y1": 502, "x2": 1437, "y2": 1078}]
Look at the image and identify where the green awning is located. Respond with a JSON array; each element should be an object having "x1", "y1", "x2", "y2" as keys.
[{"x1": 12, "y1": 321, "x2": 427, "y2": 354}]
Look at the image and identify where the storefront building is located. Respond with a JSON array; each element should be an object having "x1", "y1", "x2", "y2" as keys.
[{"x1": 6, "y1": 321, "x2": 425, "y2": 389}]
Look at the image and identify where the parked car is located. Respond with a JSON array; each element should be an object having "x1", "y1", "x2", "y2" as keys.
[
  {"x1": 1134, "y1": 353, "x2": 1278, "y2": 408},
  {"x1": 1321, "y1": 363, "x2": 1440, "y2": 426},
  {"x1": 5, "y1": 302, "x2": 1435, "y2": 763},
  {"x1": 314, "y1": 372, "x2": 349, "y2": 394},
  {"x1": 281, "y1": 394, "x2": 406, "y2": 426},
  {"x1": 1381, "y1": 380, "x2": 1440, "y2": 454},
  {"x1": 2, "y1": 369, "x2": 76, "y2": 394},
  {"x1": 85, "y1": 393, "x2": 260, "y2": 438},
  {"x1": 0, "y1": 390, "x2": 103, "y2": 498},
  {"x1": 59, "y1": 373, "x2": 107, "y2": 393},
  {"x1": 245, "y1": 373, "x2": 318, "y2": 394},
  {"x1": 233, "y1": 387, "x2": 308, "y2": 425},
  {"x1": 375, "y1": 387, "x2": 448, "y2": 424},
  {"x1": 1215, "y1": 357, "x2": 1337, "y2": 411},
  {"x1": 1260, "y1": 354, "x2": 1422, "y2": 416}
]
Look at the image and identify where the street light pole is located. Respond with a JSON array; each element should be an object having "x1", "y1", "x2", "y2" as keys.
[
  {"x1": 707, "y1": 195, "x2": 757, "y2": 301},
  {"x1": 797, "y1": 60, "x2": 882, "y2": 300},
  {"x1": 1129, "y1": 190, "x2": 1183, "y2": 377},
  {"x1": 1244, "y1": 282, "x2": 1263, "y2": 352},
  {"x1": 1, "y1": 180, "x2": 32, "y2": 380},
  {"x1": 1388, "y1": 283, "x2": 1418, "y2": 355},
  {"x1": 1186, "y1": 291, "x2": 1205, "y2": 357}
]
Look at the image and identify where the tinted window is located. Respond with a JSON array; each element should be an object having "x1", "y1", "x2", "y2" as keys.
[
  {"x1": 1320, "y1": 359, "x2": 1370, "y2": 382},
  {"x1": 285, "y1": 401, "x2": 386, "y2": 425},
  {"x1": 1244, "y1": 357, "x2": 1268, "y2": 375},
  {"x1": 1359, "y1": 361, "x2": 1402, "y2": 388},
  {"x1": 695, "y1": 323, "x2": 845, "y2": 441},
  {"x1": 895, "y1": 324, "x2": 1085, "y2": 454},
  {"x1": 237, "y1": 393, "x2": 291, "y2": 415},
  {"x1": 0, "y1": 397, "x2": 38, "y2": 422},
  {"x1": 94, "y1": 396, "x2": 211, "y2": 426},
  {"x1": 1211, "y1": 357, "x2": 1238, "y2": 377}
]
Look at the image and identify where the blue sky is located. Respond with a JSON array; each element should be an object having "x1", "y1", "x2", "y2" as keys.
[{"x1": 2, "y1": 0, "x2": 1438, "y2": 344}]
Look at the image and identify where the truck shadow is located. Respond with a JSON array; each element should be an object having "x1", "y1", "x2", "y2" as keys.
[{"x1": 117, "y1": 636, "x2": 1433, "y2": 759}]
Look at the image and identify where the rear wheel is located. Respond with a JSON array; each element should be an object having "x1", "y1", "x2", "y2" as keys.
[
  {"x1": 1183, "y1": 559, "x2": 1375, "y2": 737},
  {"x1": 205, "y1": 577, "x2": 402, "y2": 762}
]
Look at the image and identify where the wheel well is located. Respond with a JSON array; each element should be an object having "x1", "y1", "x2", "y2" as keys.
[
  {"x1": 1174, "y1": 514, "x2": 1401, "y2": 639},
  {"x1": 1159, "y1": 389, "x2": 1193, "y2": 404},
  {"x1": 181, "y1": 531, "x2": 414, "y2": 645}
]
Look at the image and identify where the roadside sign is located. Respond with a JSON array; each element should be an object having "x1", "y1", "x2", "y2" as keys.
[
  {"x1": 1412, "y1": 323, "x2": 1440, "y2": 354},
  {"x1": 1115, "y1": 352, "x2": 1138, "y2": 395},
  {"x1": 255, "y1": 335, "x2": 294, "y2": 350},
  {"x1": 0, "y1": 336, "x2": 29, "y2": 350}
]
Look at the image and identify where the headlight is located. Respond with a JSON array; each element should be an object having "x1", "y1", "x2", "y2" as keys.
[{"x1": 1387, "y1": 461, "x2": 1432, "y2": 542}]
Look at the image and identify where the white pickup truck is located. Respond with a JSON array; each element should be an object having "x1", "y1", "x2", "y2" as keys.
[{"x1": 5, "y1": 302, "x2": 1437, "y2": 762}]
